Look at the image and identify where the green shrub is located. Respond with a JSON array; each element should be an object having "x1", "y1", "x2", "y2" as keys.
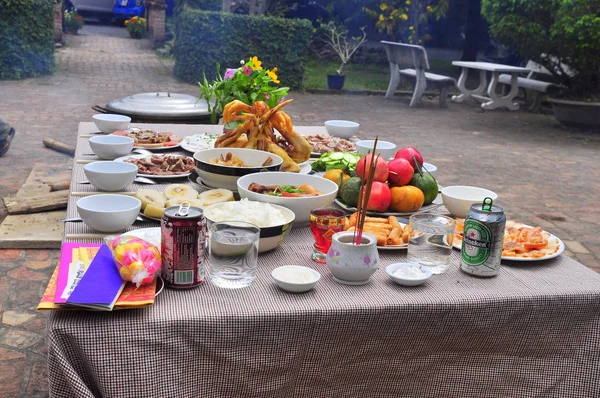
[
  {"x1": 174, "y1": 9, "x2": 313, "y2": 90},
  {"x1": 0, "y1": 0, "x2": 55, "y2": 80},
  {"x1": 482, "y1": 0, "x2": 600, "y2": 99}
]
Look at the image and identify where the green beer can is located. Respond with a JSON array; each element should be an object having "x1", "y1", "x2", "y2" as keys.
[{"x1": 460, "y1": 199, "x2": 506, "y2": 277}]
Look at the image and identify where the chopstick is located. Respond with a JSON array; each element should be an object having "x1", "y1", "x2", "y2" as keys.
[
  {"x1": 76, "y1": 159, "x2": 97, "y2": 164},
  {"x1": 71, "y1": 191, "x2": 136, "y2": 196},
  {"x1": 65, "y1": 233, "x2": 110, "y2": 240}
]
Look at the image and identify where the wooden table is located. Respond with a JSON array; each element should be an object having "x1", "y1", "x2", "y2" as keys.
[{"x1": 451, "y1": 61, "x2": 530, "y2": 111}]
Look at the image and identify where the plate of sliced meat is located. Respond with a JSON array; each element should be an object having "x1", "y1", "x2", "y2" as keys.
[
  {"x1": 306, "y1": 134, "x2": 357, "y2": 157},
  {"x1": 453, "y1": 219, "x2": 564, "y2": 261},
  {"x1": 115, "y1": 154, "x2": 196, "y2": 179},
  {"x1": 113, "y1": 129, "x2": 182, "y2": 150}
]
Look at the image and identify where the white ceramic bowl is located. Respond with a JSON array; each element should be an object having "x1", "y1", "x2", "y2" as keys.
[
  {"x1": 422, "y1": 162, "x2": 437, "y2": 177},
  {"x1": 203, "y1": 201, "x2": 295, "y2": 253},
  {"x1": 324, "y1": 120, "x2": 359, "y2": 139},
  {"x1": 83, "y1": 161, "x2": 138, "y2": 191},
  {"x1": 237, "y1": 172, "x2": 338, "y2": 227},
  {"x1": 92, "y1": 114, "x2": 131, "y2": 134},
  {"x1": 77, "y1": 194, "x2": 141, "y2": 233},
  {"x1": 355, "y1": 140, "x2": 397, "y2": 160},
  {"x1": 386, "y1": 263, "x2": 432, "y2": 286},
  {"x1": 194, "y1": 148, "x2": 283, "y2": 191},
  {"x1": 89, "y1": 135, "x2": 135, "y2": 160},
  {"x1": 441, "y1": 186, "x2": 499, "y2": 218},
  {"x1": 271, "y1": 266, "x2": 321, "y2": 293}
]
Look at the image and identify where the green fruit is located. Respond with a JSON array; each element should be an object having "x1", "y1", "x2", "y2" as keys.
[
  {"x1": 409, "y1": 168, "x2": 438, "y2": 205},
  {"x1": 340, "y1": 177, "x2": 362, "y2": 207}
]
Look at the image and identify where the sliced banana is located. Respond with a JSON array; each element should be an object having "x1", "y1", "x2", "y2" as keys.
[
  {"x1": 135, "y1": 189, "x2": 166, "y2": 211},
  {"x1": 198, "y1": 189, "x2": 235, "y2": 206},
  {"x1": 166, "y1": 198, "x2": 205, "y2": 208},
  {"x1": 144, "y1": 203, "x2": 165, "y2": 219},
  {"x1": 164, "y1": 184, "x2": 198, "y2": 200}
]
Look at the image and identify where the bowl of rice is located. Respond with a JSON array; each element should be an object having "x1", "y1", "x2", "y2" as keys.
[{"x1": 203, "y1": 199, "x2": 295, "y2": 253}]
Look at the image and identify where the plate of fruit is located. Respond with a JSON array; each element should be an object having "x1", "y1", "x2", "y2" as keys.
[{"x1": 329, "y1": 147, "x2": 442, "y2": 217}]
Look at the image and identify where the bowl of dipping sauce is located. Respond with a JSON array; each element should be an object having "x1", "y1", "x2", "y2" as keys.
[
  {"x1": 386, "y1": 263, "x2": 432, "y2": 286},
  {"x1": 271, "y1": 265, "x2": 320, "y2": 293}
]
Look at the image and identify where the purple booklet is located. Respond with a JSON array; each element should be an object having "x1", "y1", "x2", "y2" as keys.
[
  {"x1": 55, "y1": 243, "x2": 101, "y2": 304},
  {"x1": 65, "y1": 244, "x2": 126, "y2": 311}
]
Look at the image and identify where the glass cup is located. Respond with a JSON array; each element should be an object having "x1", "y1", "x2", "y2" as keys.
[
  {"x1": 309, "y1": 208, "x2": 347, "y2": 263},
  {"x1": 208, "y1": 221, "x2": 260, "y2": 289},
  {"x1": 407, "y1": 214, "x2": 456, "y2": 274}
]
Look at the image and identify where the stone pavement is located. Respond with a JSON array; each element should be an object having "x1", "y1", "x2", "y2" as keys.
[{"x1": 0, "y1": 22, "x2": 599, "y2": 397}]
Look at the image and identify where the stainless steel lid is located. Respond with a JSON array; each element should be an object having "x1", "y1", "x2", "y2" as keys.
[{"x1": 105, "y1": 92, "x2": 211, "y2": 118}]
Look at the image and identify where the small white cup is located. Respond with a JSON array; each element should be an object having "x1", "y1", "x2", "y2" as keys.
[{"x1": 355, "y1": 140, "x2": 397, "y2": 160}]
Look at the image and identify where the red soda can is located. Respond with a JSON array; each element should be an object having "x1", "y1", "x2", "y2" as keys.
[{"x1": 161, "y1": 203, "x2": 206, "y2": 288}]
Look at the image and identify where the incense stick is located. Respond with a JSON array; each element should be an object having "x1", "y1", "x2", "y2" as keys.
[{"x1": 355, "y1": 137, "x2": 379, "y2": 245}]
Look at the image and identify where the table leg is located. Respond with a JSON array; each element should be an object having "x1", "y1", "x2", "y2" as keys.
[
  {"x1": 481, "y1": 72, "x2": 520, "y2": 111},
  {"x1": 452, "y1": 68, "x2": 487, "y2": 103}
]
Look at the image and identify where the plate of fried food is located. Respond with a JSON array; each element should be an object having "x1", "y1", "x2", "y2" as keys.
[
  {"x1": 115, "y1": 154, "x2": 196, "y2": 179},
  {"x1": 343, "y1": 212, "x2": 408, "y2": 249},
  {"x1": 453, "y1": 218, "x2": 564, "y2": 261},
  {"x1": 113, "y1": 129, "x2": 183, "y2": 150}
]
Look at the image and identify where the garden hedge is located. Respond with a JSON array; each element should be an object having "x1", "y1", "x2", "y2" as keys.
[
  {"x1": 0, "y1": 0, "x2": 55, "y2": 79},
  {"x1": 174, "y1": 9, "x2": 313, "y2": 89}
]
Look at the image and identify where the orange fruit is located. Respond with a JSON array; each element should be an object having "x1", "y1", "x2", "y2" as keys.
[
  {"x1": 323, "y1": 169, "x2": 351, "y2": 197},
  {"x1": 389, "y1": 186, "x2": 425, "y2": 213}
]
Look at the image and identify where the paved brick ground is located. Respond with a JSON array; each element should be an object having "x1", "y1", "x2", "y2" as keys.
[{"x1": 0, "y1": 23, "x2": 599, "y2": 397}]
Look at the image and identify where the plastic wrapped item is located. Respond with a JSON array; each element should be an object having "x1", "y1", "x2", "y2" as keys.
[{"x1": 104, "y1": 235, "x2": 161, "y2": 287}]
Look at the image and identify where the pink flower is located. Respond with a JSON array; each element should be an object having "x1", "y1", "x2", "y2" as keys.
[
  {"x1": 242, "y1": 66, "x2": 252, "y2": 76},
  {"x1": 263, "y1": 93, "x2": 270, "y2": 101},
  {"x1": 278, "y1": 96, "x2": 286, "y2": 103},
  {"x1": 223, "y1": 68, "x2": 235, "y2": 79}
]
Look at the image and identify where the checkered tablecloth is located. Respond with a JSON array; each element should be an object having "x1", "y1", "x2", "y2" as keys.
[{"x1": 46, "y1": 123, "x2": 600, "y2": 398}]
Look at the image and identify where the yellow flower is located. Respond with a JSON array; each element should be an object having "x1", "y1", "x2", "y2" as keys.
[
  {"x1": 267, "y1": 68, "x2": 280, "y2": 84},
  {"x1": 401, "y1": 13, "x2": 408, "y2": 20},
  {"x1": 313, "y1": 28, "x2": 317, "y2": 33},
  {"x1": 133, "y1": 16, "x2": 138, "y2": 20},
  {"x1": 427, "y1": 5, "x2": 433, "y2": 12},
  {"x1": 380, "y1": 3, "x2": 388, "y2": 11},
  {"x1": 249, "y1": 56, "x2": 263, "y2": 70},
  {"x1": 405, "y1": 0, "x2": 411, "y2": 4},
  {"x1": 379, "y1": 14, "x2": 385, "y2": 21},
  {"x1": 409, "y1": 26, "x2": 414, "y2": 30}
]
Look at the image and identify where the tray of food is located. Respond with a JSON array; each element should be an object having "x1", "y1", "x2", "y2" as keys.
[
  {"x1": 113, "y1": 129, "x2": 182, "y2": 150},
  {"x1": 115, "y1": 154, "x2": 195, "y2": 178}
]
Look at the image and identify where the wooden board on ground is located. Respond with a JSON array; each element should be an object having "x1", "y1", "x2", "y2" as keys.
[
  {"x1": 0, "y1": 211, "x2": 65, "y2": 249},
  {"x1": 0, "y1": 162, "x2": 71, "y2": 248}
]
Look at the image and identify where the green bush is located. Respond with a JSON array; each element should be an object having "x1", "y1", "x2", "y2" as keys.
[
  {"x1": 0, "y1": 0, "x2": 55, "y2": 80},
  {"x1": 482, "y1": 0, "x2": 600, "y2": 99},
  {"x1": 174, "y1": 9, "x2": 313, "y2": 89}
]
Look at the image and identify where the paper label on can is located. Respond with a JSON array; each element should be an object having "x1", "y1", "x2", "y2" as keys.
[{"x1": 461, "y1": 220, "x2": 492, "y2": 266}]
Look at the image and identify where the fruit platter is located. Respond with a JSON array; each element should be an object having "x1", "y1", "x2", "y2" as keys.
[{"x1": 315, "y1": 146, "x2": 441, "y2": 217}]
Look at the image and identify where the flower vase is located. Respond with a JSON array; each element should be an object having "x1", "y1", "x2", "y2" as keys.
[{"x1": 326, "y1": 232, "x2": 379, "y2": 285}]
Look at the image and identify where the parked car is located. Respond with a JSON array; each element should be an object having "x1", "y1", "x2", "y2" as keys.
[
  {"x1": 65, "y1": 0, "x2": 114, "y2": 22},
  {"x1": 113, "y1": 0, "x2": 145, "y2": 23}
]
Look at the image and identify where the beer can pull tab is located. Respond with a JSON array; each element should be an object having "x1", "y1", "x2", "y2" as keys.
[
  {"x1": 482, "y1": 197, "x2": 494, "y2": 212},
  {"x1": 176, "y1": 202, "x2": 191, "y2": 217}
]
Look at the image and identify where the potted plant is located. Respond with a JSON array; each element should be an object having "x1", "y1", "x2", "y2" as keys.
[
  {"x1": 64, "y1": 8, "x2": 84, "y2": 35},
  {"x1": 198, "y1": 56, "x2": 289, "y2": 125},
  {"x1": 482, "y1": 0, "x2": 600, "y2": 130},
  {"x1": 320, "y1": 22, "x2": 367, "y2": 90},
  {"x1": 124, "y1": 16, "x2": 146, "y2": 39}
]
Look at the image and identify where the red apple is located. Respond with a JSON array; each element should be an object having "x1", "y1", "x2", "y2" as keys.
[
  {"x1": 387, "y1": 158, "x2": 414, "y2": 186},
  {"x1": 365, "y1": 182, "x2": 392, "y2": 212},
  {"x1": 394, "y1": 147, "x2": 424, "y2": 169},
  {"x1": 355, "y1": 154, "x2": 389, "y2": 182}
]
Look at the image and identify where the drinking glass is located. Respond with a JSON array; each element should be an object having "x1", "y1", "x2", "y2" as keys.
[
  {"x1": 208, "y1": 221, "x2": 260, "y2": 288},
  {"x1": 407, "y1": 214, "x2": 456, "y2": 274},
  {"x1": 309, "y1": 208, "x2": 346, "y2": 263}
]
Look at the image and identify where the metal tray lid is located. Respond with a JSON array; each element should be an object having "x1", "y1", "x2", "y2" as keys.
[{"x1": 105, "y1": 92, "x2": 211, "y2": 118}]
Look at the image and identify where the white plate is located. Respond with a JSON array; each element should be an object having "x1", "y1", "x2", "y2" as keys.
[
  {"x1": 334, "y1": 194, "x2": 444, "y2": 217},
  {"x1": 180, "y1": 133, "x2": 219, "y2": 153},
  {"x1": 123, "y1": 227, "x2": 161, "y2": 251},
  {"x1": 452, "y1": 224, "x2": 565, "y2": 262},
  {"x1": 114, "y1": 154, "x2": 194, "y2": 179}
]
